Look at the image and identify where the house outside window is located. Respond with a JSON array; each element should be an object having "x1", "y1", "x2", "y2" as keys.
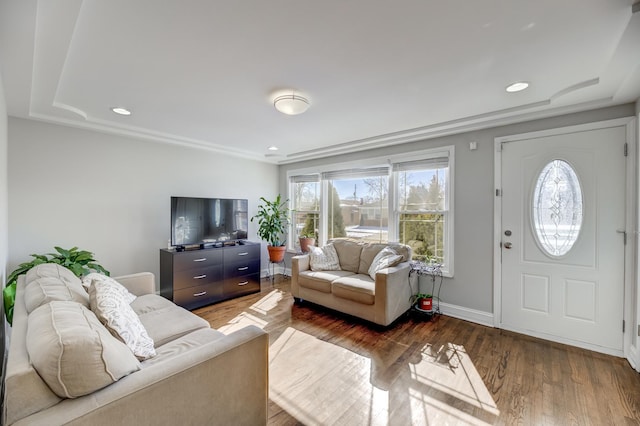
[
  {"x1": 393, "y1": 155, "x2": 451, "y2": 273},
  {"x1": 289, "y1": 175, "x2": 320, "y2": 252},
  {"x1": 322, "y1": 167, "x2": 389, "y2": 244}
]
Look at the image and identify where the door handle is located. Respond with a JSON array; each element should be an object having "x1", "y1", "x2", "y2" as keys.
[{"x1": 504, "y1": 242, "x2": 513, "y2": 249}]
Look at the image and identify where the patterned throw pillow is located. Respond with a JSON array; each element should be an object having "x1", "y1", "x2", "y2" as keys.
[
  {"x1": 368, "y1": 247, "x2": 404, "y2": 279},
  {"x1": 309, "y1": 244, "x2": 341, "y2": 271},
  {"x1": 82, "y1": 273, "x2": 137, "y2": 304},
  {"x1": 89, "y1": 279, "x2": 156, "y2": 360}
]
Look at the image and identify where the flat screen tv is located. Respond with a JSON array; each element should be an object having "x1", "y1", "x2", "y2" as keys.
[{"x1": 170, "y1": 196, "x2": 248, "y2": 248}]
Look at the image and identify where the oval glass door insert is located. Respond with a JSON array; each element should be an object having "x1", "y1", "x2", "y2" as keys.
[{"x1": 532, "y1": 159, "x2": 583, "y2": 257}]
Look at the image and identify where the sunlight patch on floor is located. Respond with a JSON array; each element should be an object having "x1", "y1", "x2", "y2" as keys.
[
  {"x1": 249, "y1": 289, "x2": 283, "y2": 315},
  {"x1": 409, "y1": 342, "x2": 500, "y2": 422},
  {"x1": 269, "y1": 327, "x2": 499, "y2": 425},
  {"x1": 218, "y1": 290, "x2": 283, "y2": 334},
  {"x1": 218, "y1": 311, "x2": 267, "y2": 334}
]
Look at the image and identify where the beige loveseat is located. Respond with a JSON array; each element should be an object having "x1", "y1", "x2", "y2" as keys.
[
  {"x1": 291, "y1": 238, "x2": 413, "y2": 326},
  {"x1": 3, "y1": 264, "x2": 268, "y2": 426}
]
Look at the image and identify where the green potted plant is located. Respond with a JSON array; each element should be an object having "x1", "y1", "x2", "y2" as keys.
[
  {"x1": 411, "y1": 293, "x2": 433, "y2": 311},
  {"x1": 251, "y1": 194, "x2": 290, "y2": 262},
  {"x1": 2, "y1": 246, "x2": 110, "y2": 324},
  {"x1": 298, "y1": 234, "x2": 316, "y2": 253}
]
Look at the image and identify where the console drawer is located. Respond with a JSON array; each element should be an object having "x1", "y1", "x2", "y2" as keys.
[
  {"x1": 173, "y1": 265, "x2": 223, "y2": 291},
  {"x1": 173, "y1": 282, "x2": 224, "y2": 310},
  {"x1": 223, "y1": 245, "x2": 260, "y2": 262},
  {"x1": 223, "y1": 273, "x2": 260, "y2": 298},
  {"x1": 173, "y1": 249, "x2": 223, "y2": 271},
  {"x1": 224, "y1": 258, "x2": 260, "y2": 280}
]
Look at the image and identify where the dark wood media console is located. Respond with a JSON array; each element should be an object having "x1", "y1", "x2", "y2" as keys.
[{"x1": 159, "y1": 242, "x2": 261, "y2": 310}]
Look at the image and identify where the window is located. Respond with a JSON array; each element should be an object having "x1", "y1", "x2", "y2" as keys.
[
  {"x1": 322, "y1": 168, "x2": 389, "y2": 244},
  {"x1": 532, "y1": 159, "x2": 583, "y2": 257},
  {"x1": 393, "y1": 156, "x2": 451, "y2": 271},
  {"x1": 289, "y1": 175, "x2": 320, "y2": 251},
  {"x1": 287, "y1": 146, "x2": 454, "y2": 275}
]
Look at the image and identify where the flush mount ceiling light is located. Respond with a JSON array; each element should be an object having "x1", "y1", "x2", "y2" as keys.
[
  {"x1": 111, "y1": 107, "x2": 132, "y2": 116},
  {"x1": 505, "y1": 81, "x2": 529, "y2": 93},
  {"x1": 268, "y1": 146, "x2": 279, "y2": 151},
  {"x1": 274, "y1": 93, "x2": 310, "y2": 115}
]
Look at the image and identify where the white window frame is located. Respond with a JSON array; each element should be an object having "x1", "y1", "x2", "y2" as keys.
[{"x1": 286, "y1": 145, "x2": 455, "y2": 276}]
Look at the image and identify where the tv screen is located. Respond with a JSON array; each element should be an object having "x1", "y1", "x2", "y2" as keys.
[{"x1": 171, "y1": 197, "x2": 248, "y2": 247}]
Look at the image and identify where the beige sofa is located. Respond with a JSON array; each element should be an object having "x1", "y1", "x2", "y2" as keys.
[
  {"x1": 291, "y1": 238, "x2": 413, "y2": 326},
  {"x1": 3, "y1": 264, "x2": 268, "y2": 426}
]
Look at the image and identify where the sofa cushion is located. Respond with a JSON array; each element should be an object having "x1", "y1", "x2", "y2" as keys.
[
  {"x1": 368, "y1": 247, "x2": 404, "y2": 279},
  {"x1": 131, "y1": 294, "x2": 210, "y2": 347},
  {"x1": 26, "y1": 301, "x2": 140, "y2": 399},
  {"x1": 359, "y1": 243, "x2": 412, "y2": 274},
  {"x1": 89, "y1": 281, "x2": 157, "y2": 360},
  {"x1": 141, "y1": 328, "x2": 226, "y2": 367},
  {"x1": 82, "y1": 273, "x2": 137, "y2": 304},
  {"x1": 298, "y1": 270, "x2": 356, "y2": 293},
  {"x1": 332, "y1": 275, "x2": 375, "y2": 305},
  {"x1": 331, "y1": 239, "x2": 364, "y2": 273},
  {"x1": 309, "y1": 244, "x2": 340, "y2": 271},
  {"x1": 23, "y1": 264, "x2": 89, "y2": 313}
]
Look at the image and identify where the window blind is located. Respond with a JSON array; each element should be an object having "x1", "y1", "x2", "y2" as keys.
[
  {"x1": 289, "y1": 174, "x2": 320, "y2": 183},
  {"x1": 322, "y1": 167, "x2": 389, "y2": 180},
  {"x1": 392, "y1": 157, "x2": 448, "y2": 172}
]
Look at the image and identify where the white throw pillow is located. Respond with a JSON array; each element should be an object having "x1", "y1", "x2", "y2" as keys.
[
  {"x1": 89, "y1": 279, "x2": 156, "y2": 360},
  {"x1": 309, "y1": 244, "x2": 341, "y2": 271},
  {"x1": 368, "y1": 247, "x2": 404, "y2": 279},
  {"x1": 27, "y1": 301, "x2": 140, "y2": 398},
  {"x1": 82, "y1": 273, "x2": 137, "y2": 304}
]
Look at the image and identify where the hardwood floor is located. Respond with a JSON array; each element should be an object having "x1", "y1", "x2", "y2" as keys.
[{"x1": 194, "y1": 276, "x2": 640, "y2": 425}]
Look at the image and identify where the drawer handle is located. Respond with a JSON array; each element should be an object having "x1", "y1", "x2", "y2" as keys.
[
  {"x1": 237, "y1": 266, "x2": 249, "y2": 271},
  {"x1": 193, "y1": 291, "x2": 207, "y2": 297},
  {"x1": 193, "y1": 274, "x2": 207, "y2": 279},
  {"x1": 238, "y1": 252, "x2": 249, "y2": 256},
  {"x1": 193, "y1": 258, "x2": 207, "y2": 262},
  {"x1": 238, "y1": 281, "x2": 249, "y2": 286}
]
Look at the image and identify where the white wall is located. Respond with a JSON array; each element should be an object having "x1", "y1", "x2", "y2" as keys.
[
  {"x1": 0, "y1": 65, "x2": 8, "y2": 375},
  {"x1": 279, "y1": 104, "x2": 637, "y2": 317},
  {"x1": 8, "y1": 118, "x2": 279, "y2": 283}
]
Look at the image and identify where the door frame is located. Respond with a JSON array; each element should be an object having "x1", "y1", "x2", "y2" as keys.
[{"x1": 493, "y1": 117, "x2": 637, "y2": 360}]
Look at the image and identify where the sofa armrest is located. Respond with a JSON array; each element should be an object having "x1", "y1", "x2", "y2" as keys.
[
  {"x1": 374, "y1": 262, "x2": 413, "y2": 326},
  {"x1": 291, "y1": 254, "x2": 310, "y2": 297},
  {"x1": 17, "y1": 326, "x2": 269, "y2": 426},
  {"x1": 113, "y1": 272, "x2": 156, "y2": 296}
]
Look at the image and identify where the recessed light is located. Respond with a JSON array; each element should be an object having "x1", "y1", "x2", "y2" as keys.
[
  {"x1": 268, "y1": 146, "x2": 279, "y2": 151},
  {"x1": 111, "y1": 107, "x2": 132, "y2": 116},
  {"x1": 506, "y1": 82, "x2": 529, "y2": 93}
]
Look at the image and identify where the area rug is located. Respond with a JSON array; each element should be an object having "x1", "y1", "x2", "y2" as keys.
[{"x1": 269, "y1": 327, "x2": 498, "y2": 426}]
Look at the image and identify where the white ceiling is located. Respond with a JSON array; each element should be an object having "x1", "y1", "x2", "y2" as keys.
[{"x1": 1, "y1": 0, "x2": 639, "y2": 164}]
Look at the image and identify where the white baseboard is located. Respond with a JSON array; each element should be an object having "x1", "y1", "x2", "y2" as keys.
[
  {"x1": 629, "y1": 344, "x2": 640, "y2": 372},
  {"x1": 438, "y1": 302, "x2": 494, "y2": 327},
  {"x1": 260, "y1": 267, "x2": 291, "y2": 278}
]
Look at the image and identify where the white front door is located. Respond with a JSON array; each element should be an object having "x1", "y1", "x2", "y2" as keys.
[{"x1": 499, "y1": 122, "x2": 628, "y2": 354}]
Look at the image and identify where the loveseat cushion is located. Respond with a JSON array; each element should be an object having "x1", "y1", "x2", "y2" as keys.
[
  {"x1": 298, "y1": 270, "x2": 356, "y2": 293},
  {"x1": 131, "y1": 294, "x2": 210, "y2": 347},
  {"x1": 331, "y1": 275, "x2": 375, "y2": 305},
  {"x1": 368, "y1": 247, "x2": 404, "y2": 279},
  {"x1": 23, "y1": 263, "x2": 89, "y2": 313},
  {"x1": 309, "y1": 244, "x2": 340, "y2": 271},
  {"x1": 89, "y1": 280, "x2": 157, "y2": 360},
  {"x1": 358, "y1": 243, "x2": 412, "y2": 274},
  {"x1": 331, "y1": 239, "x2": 364, "y2": 273},
  {"x1": 26, "y1": 301, "x2": 141, "y2": 399}
]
